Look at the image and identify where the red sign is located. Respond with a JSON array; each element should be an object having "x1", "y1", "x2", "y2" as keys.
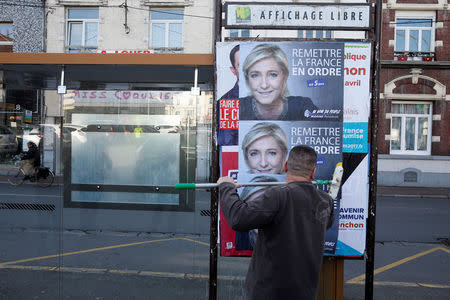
[
  {"x1": 219, "y1": 99, "x2": 239, "y2": 129},
  {"x1": 97, "y1": 50, "x2": 154, "y2": 54},
  {"x1": 220, "y1": 147, "x2": 252, "y2": 257}
]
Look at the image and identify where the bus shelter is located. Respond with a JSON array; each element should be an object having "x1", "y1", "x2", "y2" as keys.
[{"x1": 0, "y1": 53, "x2": 246, "y2": 299}]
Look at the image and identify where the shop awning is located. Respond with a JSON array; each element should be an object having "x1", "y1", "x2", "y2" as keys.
[{"x1": 0, "y1": 53, "x2": 214, "y2": 90}]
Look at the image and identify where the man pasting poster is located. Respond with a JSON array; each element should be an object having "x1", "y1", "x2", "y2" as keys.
[{"x1": 217, "y1": 41, "x2": 346, "y2": 256}]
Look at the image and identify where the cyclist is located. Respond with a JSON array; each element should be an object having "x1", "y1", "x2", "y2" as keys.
[{"x1": 21, "y1": 141, "x2": 41, "y2": 181}]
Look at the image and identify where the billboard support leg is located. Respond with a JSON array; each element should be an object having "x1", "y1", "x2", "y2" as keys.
[
  {"x1": 209, "y1": 1, "x2": 222, "y2": 300},
  {"x1": 317, "y1": 258, "x2": 344, "y2": 300},
  {"x1": 366, "y1": 0, "x2": 382, "y2": 299}
]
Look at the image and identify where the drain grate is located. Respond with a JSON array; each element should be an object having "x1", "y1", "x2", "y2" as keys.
[
  {"x1": 0, "y1": 202, "x2": 55, "y2": 211},
  {"x1": 200, "y1": 210, "x2": 211, "y2": 216}
]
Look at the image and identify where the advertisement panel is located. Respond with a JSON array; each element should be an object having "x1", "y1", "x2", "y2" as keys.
[
  {"x1": 225, "y1": 3, "x2": 371, "y2": 29},
  {"x1": 217, "y1": 41, "x2": 370, "y2": 257}
]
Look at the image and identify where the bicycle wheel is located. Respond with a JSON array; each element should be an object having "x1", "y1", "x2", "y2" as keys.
[
  {"x1": 36, "y1": 169, "x2": 54, "y2": 187},
  {"x1": 7, "y1": 168, "x2": 26, "y2": 186}
]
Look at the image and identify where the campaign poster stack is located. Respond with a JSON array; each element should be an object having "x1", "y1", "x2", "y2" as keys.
[{"x1": 216, "y1": 41, "x2": 370, "y2": 257}]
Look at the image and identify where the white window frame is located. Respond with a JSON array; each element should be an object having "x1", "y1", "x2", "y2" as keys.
[
  {"x1": 149, "y1": 9, "x2": 184, "y2": 53},
  {"x1": 394, "y1": 11, "x2": 435, "y2": 61},
  {"x1": 0, "y1": 23, "x2": 13, "y2": 40},
  {"x1": 298, "y1": 30, "x2": 332, "y2": 39},
  {"x1": 0, "y1": 23, "x2": 13, "y2": 50},
  {"x1": 390, "y1": 101, "x2": 432, "y2": 155},
  {"x1": 66, "y1": 8, "x2": 99, "y2": 53}
]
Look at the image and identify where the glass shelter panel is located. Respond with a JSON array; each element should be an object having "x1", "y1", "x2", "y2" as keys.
[
  {"x1": 0, "y1": 67, "x2": 63, "y2": 298},
  {"x1": 59, "y1": 82, "x2": 214, "y2": 298},
  {"x1": 0, "y1": 63, "x2": 215, "y2": 299}
]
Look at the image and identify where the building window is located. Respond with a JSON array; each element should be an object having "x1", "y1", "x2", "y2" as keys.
[
  {"x1": 0, "y1": 23, "x2": 13, "y2": 52},
  {"x1": 394, "y1": 16, "x2": 434, "y2": 61},
  {"x1": 150, "y1": 9, "x2": 184, "y2": 53},
  {"x1": 230, "y1": 29, "x2": 250, "y2": 38},
  {"x1": 66, "y1": 8, "x2": 99, "y2": 53},
  {"x1": 390, "y1": 102, "x2": 432, "y2": 155},
  {"x1": 298, "y1": 30, "x2": 331, "y2": 39}
]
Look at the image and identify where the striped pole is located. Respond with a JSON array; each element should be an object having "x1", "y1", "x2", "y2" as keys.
[{"x1": 174, "y1": 180, "x2": 332, "y2": 190}]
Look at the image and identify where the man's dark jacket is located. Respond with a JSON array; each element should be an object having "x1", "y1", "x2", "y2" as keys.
[{"x1": 219, "y1": 181, "x2": 334, "y2": 300}]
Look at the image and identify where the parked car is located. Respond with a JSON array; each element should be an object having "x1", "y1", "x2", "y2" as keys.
[
  {"x1": 63, "y1": 124, "x2": 87, "y2": 144},
  {"x1": 39, "y1": 123, "x2": 87, "y2": 144},
  {"x1": 155, "y1": 125, "x2": 181, "y2": 133},
  {"x1": 0, "y1": 125, "x2": 19, "y2": 155}
]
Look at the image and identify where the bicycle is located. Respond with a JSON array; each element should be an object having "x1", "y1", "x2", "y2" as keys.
[{"x1": 7, "y1": 155, "x2": 55, "y2": 187}]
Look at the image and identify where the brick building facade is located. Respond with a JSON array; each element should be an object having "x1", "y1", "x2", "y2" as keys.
[{"x1": 377, "y1": 0, "x2": 449, "y2": 187}]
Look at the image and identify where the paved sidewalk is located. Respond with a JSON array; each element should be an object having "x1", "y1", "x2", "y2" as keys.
[{"x1": 377, "y1": 186, "x2": 450, "y2": 198}]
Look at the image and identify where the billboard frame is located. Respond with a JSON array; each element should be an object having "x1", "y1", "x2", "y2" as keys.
[
  {"x1": 224, "y1": 1, "x2": 372, "y2": 31},
  {"x1": 211, "y1": 1, "x2": 382, "y2": 300}
]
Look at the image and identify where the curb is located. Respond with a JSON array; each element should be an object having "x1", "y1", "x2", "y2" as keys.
[{"x1": 378, "y1": 194, "x2": 449, "y2": 199}]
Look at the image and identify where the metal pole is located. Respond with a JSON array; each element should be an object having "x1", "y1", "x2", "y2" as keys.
[
  {"x1": 365, "y1": 1, "x2": 382, "y2": 299},
  {"x1": 175, "y1": 180, "x2": 333, "y2": 190},
  {"x1": 58, "y1": 65, "x2": 65, "y2": 300},
  {"x1": 209, "y1": 1, "x2": 222, "y2": 300}
]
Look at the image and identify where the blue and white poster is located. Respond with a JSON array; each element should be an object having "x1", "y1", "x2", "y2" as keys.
[{"x1": 217, "y1": 41, "x2": 371, "y2": 257}]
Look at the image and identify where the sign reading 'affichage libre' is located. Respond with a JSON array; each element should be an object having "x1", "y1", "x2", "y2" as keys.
[{"x1": 225, "y1": 3, "x2": 371, "y2": 29}]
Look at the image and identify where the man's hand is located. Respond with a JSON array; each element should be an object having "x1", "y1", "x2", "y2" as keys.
[{"x1": 217, "y1": 176, "x2": 241, "y2": 188}]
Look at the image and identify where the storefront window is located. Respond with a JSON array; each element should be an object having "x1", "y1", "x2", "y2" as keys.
[{"x1": 0, "y1": 89, "x2": 42, "y2": 165}]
